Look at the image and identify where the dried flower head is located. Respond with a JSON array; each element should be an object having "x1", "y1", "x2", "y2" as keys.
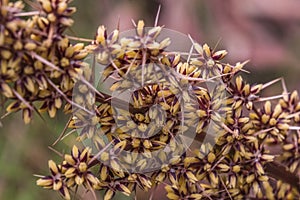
[{"x1": 1, "y1": 1, "x2": 300, "y2": 199}]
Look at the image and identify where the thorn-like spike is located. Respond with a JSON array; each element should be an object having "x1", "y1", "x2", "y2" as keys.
[{"x1": 154, "y1": 4, "x2": 161, "y2": 27}]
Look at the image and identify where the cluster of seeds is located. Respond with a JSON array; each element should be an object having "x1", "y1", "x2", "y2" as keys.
[
  {"x1": 0, "y1": 0, "x2": 88, "y2": 123},
  {"x1": 37, "y1": 19, "x2": 300, "y2": 199},
  {"x1": 1, "y1": 1, "x2": 299, "y2": 199}
]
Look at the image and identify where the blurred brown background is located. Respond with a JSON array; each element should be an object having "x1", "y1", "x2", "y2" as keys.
[{"x1": 1, "y1": 0, "x2": 300, "y2": 199}]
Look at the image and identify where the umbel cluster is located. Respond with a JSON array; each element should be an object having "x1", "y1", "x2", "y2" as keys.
[{"x1": 1, "y1": 0, "x2": 300, "y2": 199}]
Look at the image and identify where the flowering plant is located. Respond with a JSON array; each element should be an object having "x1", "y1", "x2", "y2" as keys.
[{"x1": 1, "y1": 1, "x2": 299, "y2": 199}]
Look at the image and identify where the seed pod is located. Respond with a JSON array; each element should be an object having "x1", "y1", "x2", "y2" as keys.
[
  {"x1": 143, "y1": 139, "x2": 152, "y2": 149},
  {"x1": 212, "y1": 50, "x2": 227, "y2": 60},
  {"x1": 108, "y1": 29, "x2": 119, "y2": 44},
  {"x1": 0, "y1": 82, "x2": 13, "y2": 98},
  {"x1": 6, "y1": 101, "x2": 21, "y2": 113},
  {"x1": 116, "y1": 184, "x2": 131, "y2": 196},
  {"x1": 22, "y1": 108, "x2": 32, "y2": 124},
  {"x1": 96, "y1": 26, "x2": 107, "y2": 46},
  {"x1": 207, "y1": 152, "x2": 216, "y2": 163},
  {"x1": 159, "y1": 38, "x2": 171, "y2": 49},
  {"x1": 203, "y1": 43, "x2": 211, "y2": 58},
  {"x1": 36, "y1": 178, "x2": 53, "y2": 187},
  {"x1": 255, "y1": 162, "x2": 264, "y2": 175},
  {"x1": 209, "y1": 172, "x2": 218, "y2": 186},
  {"x1": 48, "y1": 103, "x2": 57, "y2": 118},
  {"x1": 57, "y1": 2, "x2": 68, "y2": 14},
  {"x1": 64, "y1": 168, "x2": 75, "y2": 178},
  {"x1": 194, "y1": 43, "x2": 203, "y2": 55},
  {"x1": 136, "y1": 20, "x2": 145, "y2": 37},
  {"x1": 73, "y1": 51, "x2": 88, "y2": 60},
  {"x1": 110, "y1": 159, "x2": 121, "y2": 171},
  {"x1": 185, "y1": 171, "x2": 198, "y2": 183},
  {"x1": 64, "y1": 154, "x2": 76, "y2": 165},
  {"x1": 100, "y1": 165, "x2": 108, "y2": 181},
  {"x1": 39, "y1": 0, "x2": 52, "y2": 12},
  {"x1": 78, "y1": 162, "x2": 87, "y2": 173},
  {"x1": 0, "y1": 32, "x2": 4, "y2": 46},
  {"x1": 232, "y1": 165, "x2": 240, "y2": 173},
  {"x1": 1, "y1": 49, "x2": 12, "y2": 59},
  {"x1": 24, "y1": 42, "x2": 37, "y2": 51}
]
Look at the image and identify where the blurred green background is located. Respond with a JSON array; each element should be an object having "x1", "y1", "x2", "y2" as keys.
[{"x1": 1, "y1": 0, "x2": 300, "y2": 199}]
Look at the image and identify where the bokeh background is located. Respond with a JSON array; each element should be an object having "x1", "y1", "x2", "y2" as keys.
[{"x1": 1, "y1": 0, "x2": 300, "y2": 199}]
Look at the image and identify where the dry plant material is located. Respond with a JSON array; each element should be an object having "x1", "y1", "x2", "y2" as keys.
[{"x1": 0, "y1": 1, "x2": 299, "y2": 200}]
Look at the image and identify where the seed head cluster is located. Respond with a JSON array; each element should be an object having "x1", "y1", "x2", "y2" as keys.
[
  {"x1": 0, "y1": 0, "x2": 87, "y2": 123},
  {"x1": 1, "y1": 1, "x2": 299, "y2": 200}
]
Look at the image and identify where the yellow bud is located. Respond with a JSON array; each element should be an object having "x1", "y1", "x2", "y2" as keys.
[
  {"x1": 57, "y1": 2, "x2": 67, "y2": 14},
  {"x1": 255, "y1": 162, "x2": 264, "y2": 175},
  {"x1": 143, "y1": 140, "x2": 152, "y2": 149},
  {"x1": 207, "y1": 152, "x2": 216, "y2": 163},
  {"x1": 258, "y1": 175, "x2": 269, "y2": 182},
  {"x1": 100, "y1": 165, "x2": 108, "y2": 180},
  {"x1": 36, "y1": 178, "x2": 52, "y2": 187},
  {"x1": 261, "y1": 154, "x2": 274, "y2": 161},
  {"x1": 96, "y1": 26, "x2": 107, "y2": 45},
  {"x1": 203, "y1": 43, "x2": 211, "y2": 57},
  {"x1": 269, "y1": 118, "x2": 277, "y2": 126},
  {"x1": 1, "y1": 49, "x2": 12, "y2": 59},
  {"x1": 60, "y1": 57, "x2": 70, "y2": 67},
  {"x1": 23, "y1": 109, "x2": 31, "y2": 124},
  {"x1": 64, "y1": 154, "x2": 76, "y2": 165},
  {"x1": 24, "y1": 77, "x2": 35, "y2": 94},
  {"x1": 283, "y1": 143, "x2": 294, "y2": 151},
  {"x1": 138, "y1": 123, "x2": 147, "y2": 132},
  {"x1": 74, "y1": 51, "x2": 88, "y2": 60},
  {"x1": 109, "y1": 29, "x2": 119, "y2": 44},
  {"x1": 72, "y1": 145, "x2": 79, "y2": 158},
  {"x1": 62, "y1": 187, "x2": 71, "y2": 200},
  {"x1": 119, "y1": 184, "x2": 131, "y2": 196},
  {"x1": 194, "y1": 43, "x2": 203, "y2": 55},
  {"x1": 273, "y1": 104, "x2": 282, "y2": 118},
  {"x1": 246, "y1": 174, "x2": 255, "y2": 183},
  {"x1": 78, "y1": 162, "x2": 87, "y2": 172},
  {"x1": 149, "y1": 26, "x2": 162, "y2": 39},
  {"x1": 235, "y1": 76, "x2": 243, "y2": 92},
  {"x1": 264, "y1": 101, "x2": 272, "y2": 115},
  {"x1": 48, "y1": 104, "x2": 57, "y2": 118},
  {"x1": 73, "y1": 43, "x2": 85, "y2": 52},
  {"x1": 212, "y1": 49, "x2": 228, "y2": 60},
  {"x1": 186, "y1": 171, "x2": 198, "y2": 183},
  {"x1": 53, "y1": 181, "x2": 62, "y2": 190},
  {"x1": 261, "y1": 114, "x2": 270, "y2": 124},
  {"x1": 39, "y1": 0, "x2": 52, "y2": 12},
  {"x1": 104, "y1": 189, "x2": 115, "y2": 200},
  {"x1": 75, "y1": 175, "x2": 84, "y2": 185},
  {"x1": 209, "y1": 172, "x2": 218, "y2": 186},
  {"x1": 277, "y1": 123, "x2": 289, "y2": 130},
  {"x1": 25, "y1": 42, "x2": 37, "y2": 51},
  {"x1": 137, "y1": 20, "x2": 145, "y2": 37},
  {"x1": 64, "y1": 168, "x2": 76, "y2": 178},
  {"x1": 47, "y1": 13, "x2": 57, "y2": 22},
  {"x1": 159, "y1": 38, "x2": 171, "y2": 49},
  {"x1": 48, "y1": 160, "x2": 59, "y2": 174},
  {"x1": 13, "y1": 40, "x2": 23, "y2": 50},
  {"x1": 0, "y1": 32, "x2": 4, "y2": 46},
  {"x1": 100, "y1": 152, "x2": 109, "y2": 162},
  {"x1": 1, "y1": 82, "x2": 13, "y2": 98},
  {"x1": 54, "y1": 98, "x2": 62, "y2": 109},
  {"x1": 232, "y1": 165, "x2": 241, "y2": 173}
]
